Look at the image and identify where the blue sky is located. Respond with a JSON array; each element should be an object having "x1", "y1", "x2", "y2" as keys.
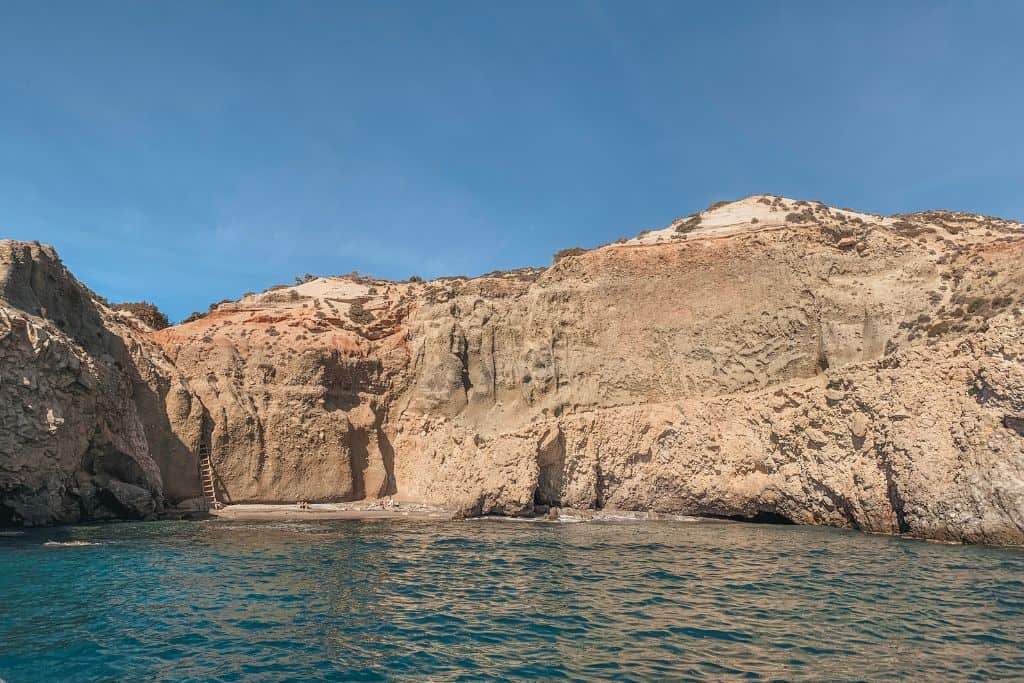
[{"x1": 2, "y1": 1, "x2": 1022, "y2": 321}]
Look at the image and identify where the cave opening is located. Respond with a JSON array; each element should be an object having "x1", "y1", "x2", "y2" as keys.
[
  {"x1": 534, "y1": 460, "x2": 564, "y2": 507},
  {"x1": 346, "y1": 429, "x2": 370, "y2": 502},
  {"x1": 533, "y1": 483, "x2": 560, "y2": 507},
  {"x1": 718, "y1": 511, "x2": 796, "y2": 525},
  {"x1": 0, "y1": 502, "x2": 19, "y2": 527},
  {"x1": 534, "y1": 429, "x2": 565, "y2": 507}
]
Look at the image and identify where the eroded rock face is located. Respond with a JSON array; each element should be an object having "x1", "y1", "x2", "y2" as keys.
[
  {"x1": 0, "y1": 242, "x2": 166, "y2": 524},
  {"x1": 3, "y1": 195, "x2": 1023, "y2": 542},
  {"x1": 377, "y1": 199, "x2": 1024, "y2": 544}
]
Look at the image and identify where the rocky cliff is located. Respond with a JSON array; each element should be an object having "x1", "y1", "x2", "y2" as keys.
[
  {"x1": 2, "y1": 196, "x2": 1022, "y2": 543},
  {"x1": 0, "y1": 242, "x2": 168, "y2": 524}
]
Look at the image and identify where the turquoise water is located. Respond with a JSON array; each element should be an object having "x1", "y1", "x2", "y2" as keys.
[{"x1": 0, "y1": 520, "x2": 1021, "y2": 682}]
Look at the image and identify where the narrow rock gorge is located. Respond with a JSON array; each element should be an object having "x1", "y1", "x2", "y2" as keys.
[{"x1": 2, "y1": 196, "x2": 1022, "y2": 544}]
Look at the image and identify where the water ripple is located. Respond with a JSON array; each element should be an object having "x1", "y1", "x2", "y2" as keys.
[{"x1": 0, "y1": 520, "x2": 1022, "y2": 682}]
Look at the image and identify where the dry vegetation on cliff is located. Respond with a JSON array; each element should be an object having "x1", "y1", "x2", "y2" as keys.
[{"x1": 110, "y1": 301, "x2": 170, "y2": 330}]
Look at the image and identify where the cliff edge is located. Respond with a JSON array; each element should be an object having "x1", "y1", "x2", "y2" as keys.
[{"x1": 2, "y1": 195, "x2": 1022, "y2": 543}]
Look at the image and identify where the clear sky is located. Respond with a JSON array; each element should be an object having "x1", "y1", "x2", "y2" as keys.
[{"x1": 2, "y1": 1, "x2": 1022, "y2": 321}]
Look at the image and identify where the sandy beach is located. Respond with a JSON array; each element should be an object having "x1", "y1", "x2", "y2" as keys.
[{"x1": 208, "y1": 502, "x2": 455, "y2": 522}]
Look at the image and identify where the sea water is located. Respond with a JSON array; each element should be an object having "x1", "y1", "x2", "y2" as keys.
[{"x1": 0, "y1": 519, "x2": 1021, "y2": 682}]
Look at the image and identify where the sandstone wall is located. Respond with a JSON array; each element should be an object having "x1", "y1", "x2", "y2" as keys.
[
  {"x1": 3, "y1": 196, "x2": 1023, "y2": 542},
  {"x1": 383, "y1": 221, "x2": 1024, "y2": 544}
]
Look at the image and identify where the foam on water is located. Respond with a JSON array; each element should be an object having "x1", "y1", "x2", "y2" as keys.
[
  {"x1": 476, "y1": 512, "x2": 706, "y2": 524},
  {"x1": 42, "y1": 540, "x2": 102, "y2": 547},
  {"x1": 1, "y1": 520, "x2": 1022, "y2": 682}
]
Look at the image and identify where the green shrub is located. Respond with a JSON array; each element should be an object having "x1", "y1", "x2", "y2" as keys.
[
  {"x1": 966, "y1": 297, "x2": 989, "y2": 314},
  {"x1": 992, "y1": 296, "x2": 1013, "y2": 309},
  {"x1": 208, "y1": 298, "x2": 232, "y2": 312},
  {"x1": 111, "y1": 301, "x2": 170, "y2": 330},
  {"x1": 348, "y1": 301, "x2": 375, "y2": 325},
  {"x1": 552, "y1": 247, "x2": 586, "y2": 264},
  {"x1": 674, "y1": 215, "x2": 702, "y2": 234}
]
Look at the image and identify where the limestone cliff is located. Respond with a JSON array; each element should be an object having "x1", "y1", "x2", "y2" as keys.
[{"x1": 2, "y1": 195, "x2": 1023, "y2": 543}]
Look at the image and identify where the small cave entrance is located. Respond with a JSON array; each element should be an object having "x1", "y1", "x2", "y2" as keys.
[
  {"x1": 85, "y1": 443, "x2": 149, "y2": 488},
  {"x1": 718, "y1": 510, "x2": 796, "y2": 525},
  {"x1": 96, "y1": 488, "x2": 143, "y2": 520},
  {"x1": 534, "y1": 428, "x2": 565, "y2": 507},
  {"x1": 346, "y1": 429, "x2": 370, "y2": 502},
  {"x1": 534, "y1": 466, "x2": 562, "y2": 507},
  {"x1": 0, "y1": 502, "x2": 20, "y2": 527},
  {"x1": 744, "y1": 511, "x2": 796, "y2": 525}
]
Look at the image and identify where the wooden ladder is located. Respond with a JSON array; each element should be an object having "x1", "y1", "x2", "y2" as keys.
[{"x1": 198, "y1": 443, "x2": 222, "y2": 510}]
